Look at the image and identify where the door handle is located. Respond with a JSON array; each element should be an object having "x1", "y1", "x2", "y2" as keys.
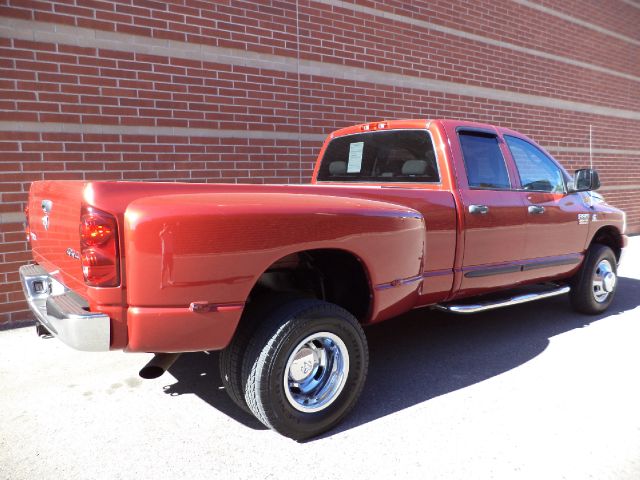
[
  {"x1": 528, "y1": 205, "x2": 545, "y2": 215},
  {"x1": 469, "y1": 204, "x2": 489, "y2": 215}
]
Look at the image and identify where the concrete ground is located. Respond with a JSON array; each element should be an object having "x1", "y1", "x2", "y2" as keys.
[{"x1": 1, "y1": 237, "x2": 639, "y2": 480}]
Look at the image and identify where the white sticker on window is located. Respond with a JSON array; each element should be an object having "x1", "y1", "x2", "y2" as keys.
[{"x1": 347, "y1": 142, "x2": 364, "y2": 173}]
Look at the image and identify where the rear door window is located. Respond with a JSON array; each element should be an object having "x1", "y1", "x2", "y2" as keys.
[
  {"x1": 316, "y1": 130, "x2": 439, "y2": 183},
  {"x1": 458, "y1": 132, "x2": 511, "y2": 190}
]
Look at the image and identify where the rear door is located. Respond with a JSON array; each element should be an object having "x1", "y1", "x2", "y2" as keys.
[{"x1": 448, "y1": 127, "x2": 528, "y2": 295}]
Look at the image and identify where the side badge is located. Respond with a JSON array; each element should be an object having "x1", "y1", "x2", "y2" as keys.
[{"x1": 578, "y1": 213, "x2": 590, "y2": 225}]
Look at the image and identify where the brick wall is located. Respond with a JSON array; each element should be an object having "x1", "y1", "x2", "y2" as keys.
[{"x1": 1, "y1": 0, "x2": 639, "y2": 326}]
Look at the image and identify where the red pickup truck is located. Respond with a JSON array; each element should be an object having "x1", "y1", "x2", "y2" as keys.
[{"x1": 20, "y1": 119, "x2": 627, "y2": 439}]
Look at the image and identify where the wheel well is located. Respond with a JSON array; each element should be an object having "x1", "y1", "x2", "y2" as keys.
[
  {"x1": 248, "y1": 249, "x2": 371, "y2": 322},
  {"x1": 591, "y1": 226, "x2": 623, "y2": 261}
]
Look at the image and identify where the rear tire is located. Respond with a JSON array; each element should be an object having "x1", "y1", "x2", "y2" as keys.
[
  {"x1": 219, "y1": 295, "x2": 297, "y2": 412},
  {"x1": 570, "y1": 244, "x2": 618, "y2": 315},
  {"x1": 242, "y1": 299, "x2": 368, "y2": 440},
  {"x1": 219, "y1": 319, "x2": 253, "y2": 413}
]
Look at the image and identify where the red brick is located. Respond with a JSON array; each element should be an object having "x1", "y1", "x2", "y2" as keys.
[
  {"x1": 22, "y1": 142, "x2": 63, "y2": 152},
  {"x1": 95, "y1": 10, "x2": 133, "y2": 24},
  {"x1": 76, "y1": 17, "x2": 116, "y2": 31},
  {"x1": 0, "y1": 6, "x2": 32, "y2": 20},
  {"x1": 0, "y1": 132, "x2": 38, "y2": 141},
  {"x1": 153, "y1": 29, "x2": 186, "y2": 42},
  {"x1": 58, "y1": 45, "x2": 97, "y2": 56},
  {"x1": 41, "y1": 132, "x2": 81, "y2": 142},
  {"x1": 116, "y1": 24, "x2": 152, "y2": 36},
  {"x1": 0, "y1": 300, "x2": 31, "y2": 314},
  {"x1": 10, "y1": 0, "x2": 51, "y2": 11},
  {"x1": 0, "y1": 68, "x2": 36, "y2": 80},
  {"x1": 0, "y1": 47, "x2": 34, "y2": 60},
  {"x1": 39, "y1": 113, "x2": 81, "y2": 123},
  {"x1": 35, "y1": 52, "x2": 77, "y2": 64},
  {"x1": 0, "y1": 142, "x2": 20, "y2": 151},
  {"x1": 60, "y1": 64, "x2": 100, "y2": 76},
  {"x1": 33, "y1": 11, "x2": 75, "y2": 25}
]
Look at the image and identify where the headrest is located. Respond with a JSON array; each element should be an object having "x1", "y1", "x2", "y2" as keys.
[
  {"x1": 329, "y1": 161, "x2": 347, "y2": 175},
  {"x1": 401, "y1": 160, "x2": 427, "y2": 175}
]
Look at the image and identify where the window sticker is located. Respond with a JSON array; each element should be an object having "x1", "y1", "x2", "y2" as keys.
[{"x1": 347, "y1": 142, "x2": 364, "y2": 173}]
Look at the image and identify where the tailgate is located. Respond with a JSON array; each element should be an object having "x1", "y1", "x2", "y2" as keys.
[{"x1": 28, "y1": 181, "x2": 88, "y2": 297}]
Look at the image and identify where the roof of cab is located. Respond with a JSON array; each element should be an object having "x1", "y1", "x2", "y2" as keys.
[{"x1": 327, "y1": 118, "x2": 538, "y2": 148}]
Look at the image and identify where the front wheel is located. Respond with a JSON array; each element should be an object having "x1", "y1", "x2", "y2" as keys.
[
  {"x1": 570, "y1": 244, "x2": 618, "y2": 314},
  {"x1": 243, "y1": 299, "x2": 368, "y2": 440}
]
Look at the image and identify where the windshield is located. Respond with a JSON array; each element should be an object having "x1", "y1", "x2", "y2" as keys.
[{"x1": 316, "y1": 130, "x2": 439, "y2": 183}]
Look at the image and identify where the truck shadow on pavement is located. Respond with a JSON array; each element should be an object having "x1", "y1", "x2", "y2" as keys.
[{"x1": 163, "y1": 276, "x2": 640, "y2": 437}]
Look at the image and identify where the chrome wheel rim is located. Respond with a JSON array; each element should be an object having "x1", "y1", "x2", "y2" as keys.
[
  {"x1": 592, "y1": 259, "x2": 616, "y2": 303},
  {"x1": 283, "y1": 332, "x2": 349, "y2": 413}
]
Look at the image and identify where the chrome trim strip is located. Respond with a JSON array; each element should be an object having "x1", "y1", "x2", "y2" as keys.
[
  {"x1": 376, "y1": 268, "x2": 455, "y2": 290},
  {"x1": 463, "y1": 254, "x2": 583, "y2": 278},
  {"x1": 422, "y1": 269, "x2": 453, "y2": 278},
  {"x1": 521, "y1": 256, "x2": 581, "y2": 271},
  {"x1": 433, "y1": 285, "x2": 570, "y2": 314},
  {"x1": 19, "y1": 264, "x2": 111, "y2": 351},
  {"x1": 463, "y1": 264, "x2": 521, "y2": 278}
]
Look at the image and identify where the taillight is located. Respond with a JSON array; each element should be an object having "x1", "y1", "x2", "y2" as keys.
[
  {"x1": 24, "y1": 205, "x2": 30, "y2": 241},
  {"x1": 80, "y1": 206, "x2": 119, "y2": 287}
]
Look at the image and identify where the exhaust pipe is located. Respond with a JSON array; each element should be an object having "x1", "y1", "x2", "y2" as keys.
[
  {"x1": 139, "y1": 353, "x2": 181, "y2": 379},
  {"x1": 35, "y1": 323, "x2": 53, "y2": 339}
]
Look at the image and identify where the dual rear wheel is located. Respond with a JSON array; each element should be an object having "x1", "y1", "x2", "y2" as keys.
[{"x1": 220, "y1": 298, "x2": 368, "y2": 440}]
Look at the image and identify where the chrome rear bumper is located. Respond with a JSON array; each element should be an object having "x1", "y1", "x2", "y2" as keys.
[{"x1": 19, "y1": 264, "x2": 110, "y2": 351}]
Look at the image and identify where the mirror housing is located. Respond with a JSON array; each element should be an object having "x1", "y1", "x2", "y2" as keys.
[{"x1": 569, "y1": 168, "x2": 600, "y2": 192}]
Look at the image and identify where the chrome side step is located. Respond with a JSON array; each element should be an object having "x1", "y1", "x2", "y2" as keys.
[{"x1": 433, "y1": 285, "x2": 570, "y2": 314}]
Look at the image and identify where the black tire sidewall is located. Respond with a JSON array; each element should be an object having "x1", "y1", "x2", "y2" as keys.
[
  {"x1": 571, "y1": 244, "x2": 617, "y2": 314},
  {"x1": 245, "y1": 301, "x2": 368, "y2": 440},
  {"x1": 219, "y1": 294, "x2": 304, "y2": 412}
]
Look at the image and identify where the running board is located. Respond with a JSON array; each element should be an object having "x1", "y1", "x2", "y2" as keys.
[{"x1": 433, "y1": 285, "x2": 570, "y2": 314}]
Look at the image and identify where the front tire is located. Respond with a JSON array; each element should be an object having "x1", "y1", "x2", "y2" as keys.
[
  {"x1": 570, "y1": 244, "x2": 618, "y2": 314},
  {"x1": 243, "y1": 299, "x2": 368, "y2": 440}
]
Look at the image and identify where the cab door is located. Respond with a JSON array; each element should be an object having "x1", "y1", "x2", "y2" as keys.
[
  {"x1": 502, "y1": 135, "x2": 589, "y2": 267},
  {"x1": 447, "y1": 126, "x2": 528, "y2": 297}
]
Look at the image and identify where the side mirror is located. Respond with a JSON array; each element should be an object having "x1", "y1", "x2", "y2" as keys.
[{"x1": 570, "y1": 168, "x2": 600, "y2": 192}]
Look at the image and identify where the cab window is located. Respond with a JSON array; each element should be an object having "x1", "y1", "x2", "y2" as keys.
[
  {"x1": 505, "y1": 136, "x2": 565, "y2": 193},
  {"x1": 316, "y1": 130, "x2": 439, "y2": 183},
  {"x1": 458, "y1": 131, "x2": 511, "y2": 190}
]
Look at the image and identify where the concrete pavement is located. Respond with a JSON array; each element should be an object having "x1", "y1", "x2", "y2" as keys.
[{"x1": 1, "y1": 237, "x2": 639, "y2": 480}]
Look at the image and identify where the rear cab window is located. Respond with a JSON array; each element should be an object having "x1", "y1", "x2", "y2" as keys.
[
  {"x1": 458, "y1": 131, "x2": 511, "y2": 190},
  {"x1": 316, "y1": 130, "x2": 440, "y2": 183}
]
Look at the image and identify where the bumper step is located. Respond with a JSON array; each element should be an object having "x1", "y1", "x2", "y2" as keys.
[{"x1": 20, "y1": 264, "x2": 111, "y2": 351}]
